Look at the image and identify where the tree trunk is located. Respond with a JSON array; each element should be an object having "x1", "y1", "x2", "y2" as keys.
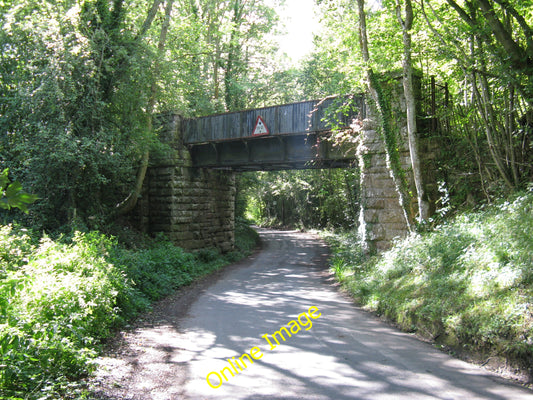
[
  {"x1": 225, "y1": 0, "x2": 243, "y2": 110},
  {"x1": 214, "y1": 41, "x2": 221, "y2": 100},
  {"x1": 396, "y1": 0, "x2": 429, "y2": 222},
  {"x1": 137, "y1": 0, "x2": 164, "y2": 40},
  {"x1": 115, "y1": 0, "x2": 174, "y2": 216},
  {"x1": 356, "y1": 0, "x2": 413, "y2": 231}
]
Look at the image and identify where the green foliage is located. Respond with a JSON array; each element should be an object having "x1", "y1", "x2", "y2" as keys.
[
  {"x1": 0, "y1": 231, "x2": 129, "y2": 399},
  {"x1": 164, "y1": 0, "x2": 284, "y2": 113},
  {"x1": 238, "y1": 169, "x2": 360, "y2": 230},
  {"x1": 113, "y1": 241, "x2": 198, "y2": 302},
  {"x1": 326, "y1": 190, "x2": 533, "y2": 369},
  {"x1": 110, "y1": 223, "x2": 260, "y2": 303},
  {"x1": 0, "y1": 221, "x2": 259, "y2": 399},
  {"x1": 0, "y1": 169, "x2": 38, "y2": 213},
  {"x1": 299, "y1": 44, "x2": 354, "y2": 98},
  {"x1": 0, "y1": 224, "x2": 35, "y2": 275},
  {"x1": 234, "y1": 218, "x2": 261, "y2": 255},
  {"x1": 0, "y1": 1, "x2": 153, "y2": 230}
]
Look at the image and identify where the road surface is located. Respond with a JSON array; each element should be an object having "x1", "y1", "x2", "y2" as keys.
[{"x1": 93, "y1": 229, "x2": 532, "y2": 399}]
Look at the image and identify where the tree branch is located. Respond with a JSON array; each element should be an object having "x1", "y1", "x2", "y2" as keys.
[
  {"x1": 445, "y1": 0, "x2": 477, "y2": 28},
  {"x1": 136, "y1": 0, "x2": 163, "y2": 41},
  {"x1": 475, "y1": 0, "x2": 530, "y2": 69},
  {"x1": 490, "y1": 0, "x2": 533, "y2": 61}
]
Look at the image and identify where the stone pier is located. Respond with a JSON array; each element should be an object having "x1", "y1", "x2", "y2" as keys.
[
  {"x1": 356, "y1": 75, "x2": 439, "y2": 252},
  {"x1": 356, "y1": 117, "x2": 414, "y2": 252},
  {"x1": 134, "y1": 114, "x2": 236, "y2": 252}
]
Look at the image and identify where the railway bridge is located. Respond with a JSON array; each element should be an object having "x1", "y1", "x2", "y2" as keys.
[{"x1": 134, "y1": 81, "x2": 438, "y2": 252}]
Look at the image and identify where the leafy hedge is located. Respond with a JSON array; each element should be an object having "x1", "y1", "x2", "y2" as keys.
[
  {"x1": 0, "y1": 223, "x2": 259, "y2": 399},
  {"x1": 0, "y1": 229, "x2": 125, "y2": 398},
  {"x1": 325, "y1": 191, "x2": 533, "y2": 372}
]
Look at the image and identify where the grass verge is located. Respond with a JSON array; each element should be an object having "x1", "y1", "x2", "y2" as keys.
[
  {"x1": 0, "y1": 221, "x2": 259, "y2": 399},
  {"x1": 323, "y1": 191, "x2": 533, "y2": 380}
]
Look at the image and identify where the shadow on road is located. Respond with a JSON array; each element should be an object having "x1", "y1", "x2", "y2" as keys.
[{"x1": 91, "y1": 229, "x2": 533, "y2": 400}]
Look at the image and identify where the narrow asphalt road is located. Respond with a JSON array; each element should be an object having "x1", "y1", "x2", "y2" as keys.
[{"x1": 93, "y1": 229, "x2": 533, "y2": 400}]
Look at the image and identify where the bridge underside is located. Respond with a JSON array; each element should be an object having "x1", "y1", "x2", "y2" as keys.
[{"x1": 187, "y1": 131, "x2": 357, "y2": 171}]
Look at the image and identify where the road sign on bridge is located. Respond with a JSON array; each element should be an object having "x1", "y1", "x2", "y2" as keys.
[{"x1": 252, "y1": 116, "x2": 269, "y2": 136}]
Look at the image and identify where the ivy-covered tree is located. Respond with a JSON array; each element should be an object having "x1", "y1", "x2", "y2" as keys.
[{"x1": 309, "y1": 0, "x2": 532, "y2": 212}]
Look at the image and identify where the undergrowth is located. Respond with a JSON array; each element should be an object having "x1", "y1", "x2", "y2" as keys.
[
  {"x1": 324, "y1": 190, "x2": 533, "y2": 374},
  {"x1": 0, "y1": 222, "x2": 259, "y2": 399}
]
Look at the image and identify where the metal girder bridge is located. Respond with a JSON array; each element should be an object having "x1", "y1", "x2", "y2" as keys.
[{"x1": 183, "y1": 96, "x2": 365, "y2": 171}]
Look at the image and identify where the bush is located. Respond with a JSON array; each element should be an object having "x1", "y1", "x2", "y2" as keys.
[
  {"x1": 0, "y1": 231, "x2": 129, "y2": 398},
  {"x1": 0, "y1": 221, "x2": 260, "y2": 399},
  {"x1": 325, "y1": 191, "x2": 533, "y2": 371},
  {"x1": 112, "y1": 241, "x2": 199, "y2": 302},
  {"x1": 0, "y1": 224, "x2": 36, "y2": 275}
]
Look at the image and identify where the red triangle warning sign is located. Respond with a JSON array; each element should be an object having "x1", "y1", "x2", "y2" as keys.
[{"x1": 252, "y1": 116, "x2": 269, "y2": 136}]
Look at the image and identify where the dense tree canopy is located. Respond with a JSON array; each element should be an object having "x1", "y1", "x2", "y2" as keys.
[
  {"x1": 0, "y1": 0, "x2": 283, "y2": 230},
  {"x1": 1, "y1": 0, "x2": 531, "y2": 231},
  {"x1": 247, "y1": 0, "x2": 533, "y2": 228}
]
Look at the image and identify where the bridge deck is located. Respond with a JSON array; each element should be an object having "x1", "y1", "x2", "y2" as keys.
[{"x1": 183, "y1": 95, "x2": 365, "y2": 170}]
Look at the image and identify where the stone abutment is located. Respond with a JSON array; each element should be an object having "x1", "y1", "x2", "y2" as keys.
[
  {"x1": 356, "y1": 76, "x2": 439, "y2": 252},
  {"x1": 134, "y1": 114, "x2": 236, "y2": 252}
]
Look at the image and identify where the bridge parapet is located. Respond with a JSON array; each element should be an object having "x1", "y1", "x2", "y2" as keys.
[
  {"x1": 183, "y1": 96, "x2": 365, "y2": 170},
  {"x1": 183, "y1": 96, "x2": 365, "y2": 144}
]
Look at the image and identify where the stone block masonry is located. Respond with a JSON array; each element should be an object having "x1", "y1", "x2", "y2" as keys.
[
  {"x1": 145, "y1": 166, "x2": 235, "y2": 252},
  {"x1": 357, "y1": 118, "x2": 415, "y2": 252},
  {"x1": 133, "y1": 113, "x2": 236, "y2": 252}
]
